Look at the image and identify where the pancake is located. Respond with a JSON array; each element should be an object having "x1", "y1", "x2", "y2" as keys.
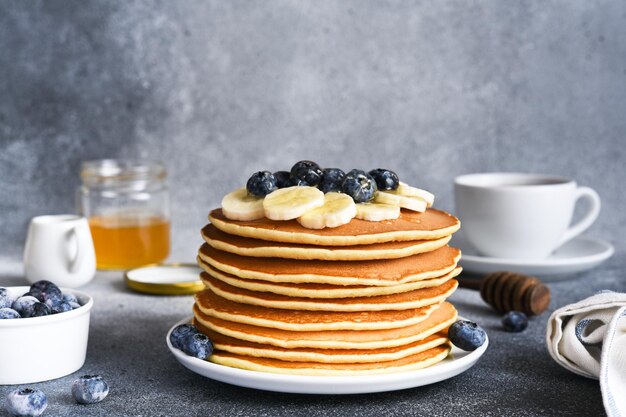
[
  {"x1": 201, "y1": 224, "x2": 451, "y2": 261},
  {"x1": 209, "y1": 345, "x2": 451, "y2": 376},
  {"x1": 194, "y1": 301, "x2": 457, "y2": 350},
  {"x1": 199, "y1": 262, "x2": 462, "y2": 299},
  {"x1": 202, "y1": 327, "x2": 449, "y2": 363},
  {"x1": 209, "y1": 208, "x2": 460, "y2": 246},
  {"x1": 195, "y1": 288, "x2": 442, "y2": 331},
  {"x1": 201, "y1": 274, "x2": 459, "y2": 311},
  {"x1": 198, "y1": 243, "x2": 461, "y2": 286}
]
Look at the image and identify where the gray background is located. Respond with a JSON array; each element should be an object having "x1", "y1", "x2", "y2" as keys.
[{"x1": 0, "y1": 1, "x2": 625, "y2": 417}]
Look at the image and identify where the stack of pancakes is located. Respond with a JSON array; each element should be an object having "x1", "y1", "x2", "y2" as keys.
[{"x1": 193, "y1": 207, "x2": 462, "y2": 376}]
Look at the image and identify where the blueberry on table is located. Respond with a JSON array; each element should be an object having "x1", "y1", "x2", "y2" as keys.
[
  {"x1": 273, "y1": 171, "x2": 291, "y2": 188},
  {"x1": 290, "y1": 160, "x2": 324, "y2": 187},
  {"x1": 170, "y1": 323, "x2": 199, "y2": 350},
  {"x1": 341, "y1": 169, "x2": 378, "y2": 203},
  {"x1": 0, "y1": 308, "x2": 21, "y2": 319},
  {"x1": 246, "y1": 171, "x2": 278, "y2": 197},
  {"x1": 318, "y1": 168, "x2": 345, "y2": 193},
  {"x1": 11, "y1": 296, "x2": 39, "y2": 316},
  {"x1": 369, "y1": 168, "x2": 399, "y2": 191},
  {"x1": 22, "y1": 302, "x2": 51, "y2": 318},
  {"x1": 502, "y1": 311, "x2": 528, "y2": 332},
  {"x1": 28, "y1": 281, "x2": 62, "y2": 306},
  {"x1": 448, "y1": 320, "x2": 487, "y2": 351},
  {"x1": 181, "y1": 333, "x2": 214, "y2": 359},
  {"x1": 72, "y1": 375, "x2": 109, "y2": 404},
  {"x1": 0, "y1": 287, "x2": 13, "y2": 309},
  {"x1": 5, "y1": 388, "x2": 48, "y2": 417}
]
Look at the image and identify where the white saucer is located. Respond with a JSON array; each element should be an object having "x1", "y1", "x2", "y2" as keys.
[
  {"x1": 454, "y1": 235, "x2": 614, "y2": 280},
  {"x1": 166, "y1": 317, "x2": 488, "y2": 395}
]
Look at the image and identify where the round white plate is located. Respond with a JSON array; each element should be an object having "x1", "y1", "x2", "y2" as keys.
[
  {"x1": 454, "y1": 235, "x2": 614, "y2": 279},
  {"x1": 166, "y1": 317, "x2": 488, "y2": 395}
]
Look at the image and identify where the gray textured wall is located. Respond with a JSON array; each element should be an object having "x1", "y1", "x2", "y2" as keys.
[{"x1": 1, "y1": 1, "x2": 625, "y2": 262}]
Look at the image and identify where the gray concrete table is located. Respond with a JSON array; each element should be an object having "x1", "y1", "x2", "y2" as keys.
[{"x1": 1, "y1": 257, "x2": 622, "y2": 417}]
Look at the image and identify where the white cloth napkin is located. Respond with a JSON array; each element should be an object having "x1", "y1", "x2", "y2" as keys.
[{"x1": 546, "y1": 291, "x2": 626, "y2": 417}]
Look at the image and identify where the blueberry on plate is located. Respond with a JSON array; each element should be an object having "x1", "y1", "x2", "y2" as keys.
[
  {"x1": 341, "y1": 169, "x2": 378, "y2": 203},
  {"x1": 273, "y1": 171, "x2": 291, "y2": 188},
  {"x1": 290, "y1": 160, "x2": 324, "y2": 187},
  {"x1": 181, "y1": 333, "x2": 214, "y2": 360},
  {"x1": 502, "y1": 311, "x2": 528, "y2": 332},
  {"x1": 11, "y1": 296, "x2": 39, "y2": 316},
  {"x1": 28, "y1": 281, "x2": 63, "y2": 307},
  {"x1": 369, "y1": 168, "x2": 399, "y2": 191},
  {"x1": 0, "y1": 287, "x2": 13, "y2": 309},
  {"x1": 170, "y1": 324, "x2": 198, "y2": 350},
  {"x1": 72, "y1": 375, "x2": 109, "y2": 404},
  {"x1": 318, "y1": 168, "x2": 345, "y2": 193},
  {"x1": 5, "y1": 388, "x2": 48, "y2": 417},
  {"x1": 246, "y1": 171, "x2": 277, "y2": 197},
  {"x1": 448, "y1": 320, "x2": 487, "y2": 351},
  {"x1": 0, "y1": 308, "x2": 21, "y2": 319},
  {"x1": 21, "y1": 302, "x2": 51, "y2": 318}
]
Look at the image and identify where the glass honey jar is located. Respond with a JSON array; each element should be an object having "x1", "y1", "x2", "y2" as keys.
[{"x1": 78, "y1": 159, "x2": 170, "y2": 270}]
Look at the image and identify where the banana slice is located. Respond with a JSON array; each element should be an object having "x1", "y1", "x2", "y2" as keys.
[
  {"x1": 297, "y1": 192, "x2": 356, "y2": 229},
  {"x1": 263, "y1": 186, "x2": 325, "y2": 221},
  {"x1": 392, "y1": 182, "x2": 435, "y2": 207},
  {"x1": 374, "y1": 191, "x2": 428, "y2": 213},
  {"x1": 355, "y1": 202, "x2": 400, "y2": 221},
  {"x1": 221, "y1": 187, "x2": 265, "y2": 221}
]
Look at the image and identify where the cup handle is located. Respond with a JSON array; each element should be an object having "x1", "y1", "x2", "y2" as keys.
[
  {"x1": 557, "y1": 186, "x2": 601, "y2": 247},
  {"x1": 66, "y1": 226, "x2": 83, "y2": 274}
]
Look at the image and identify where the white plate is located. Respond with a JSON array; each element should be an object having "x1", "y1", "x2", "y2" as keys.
[
  {"x1": 454, "y1": 235, "x2": 614, "y2": 279},
  {"x1": 166, "y1": 317, "x2": 488, "y2": 395}
]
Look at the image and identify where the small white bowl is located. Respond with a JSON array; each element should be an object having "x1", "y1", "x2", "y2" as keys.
[{"x1": 0, "y1": 286, "x2": 94, "y2": 385}]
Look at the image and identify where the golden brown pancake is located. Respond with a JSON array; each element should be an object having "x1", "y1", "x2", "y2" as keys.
[
  {"x1": 209, "y1": 345, "x2": 451, "y2": 375},
  {"x1": 193, "y1": 301, "x2": 457, "y2": 349},
  {"x1": 209, "y1": 208, "x2": 460, "y2": 246},
  {"x1": 201, "y1": 273, "x2": 459, "y2": 311},
  {"x1": 199, "y1": 261, "x2": 462, "y2": 299},
  {"x1": 201, "y1": 224, "x2": 451, "y2": 260},
  {"x1": 202, "y1": 327, "x2": 449, "y2": 363},
  {"x1": 194, "y1": 288, "x2": 442, "y2": 331},
  {"x1": 197, "y1": 243, "x2": 461, "y2": 286}
]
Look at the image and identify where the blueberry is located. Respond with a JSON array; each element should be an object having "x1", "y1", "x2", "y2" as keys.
[
  {"x1": 181, "y1": 333, "x2": 213, "y2": 359},
  {"x1": 72, "y1": 375, "x2": 109, "y2": 404},
  {"x1": 28, "y1": 281, "x2": 62, "y2": 307},
  {"x1": 22, "y1": 302, "x2": 51, "y2": 318},
  {"x1": 62, "y1": 293, "x2": 80, "y2": 309},
  {"x1": 341, "y1": 169, "x2": 378, "y2": 203},
  {"x1": 448, "y1": 320, "x2": 487, "y2": 351},
  {"x1": 286, "y1": 176, "x2": 310, "y2": 187},
  {"x1": 502, "y1": 311, "x2": 528, "y2": 332},
  {"x1": 246, "y1": 171, "x2": 277, "y2": 197},
  {"x1": 318, "y1": 168, "x2": 345, "y2": 193},
  {"x1": 170, "y1": 324, "x2": 199, "y2": 350},
  {"x1": 0, "y1": 287, "x2": 13, "y2": 309},
  {"x1": 5, "y1": 388, "x2": 47, "y2": 417},
  {"x1": 0, "y1": 308, "x2": 21, "y2": 319},
  {"x1": 11, "y1": 296, "x2": 39, "y2": 316},
  {"x1": 51, "y1": 302, "x2": 73, "y2": 314},
  {"x1": 368, "y1": 168, "x2": 399, "y2": 191},
  {"x1": 273, "y1": 171, "x2": 291, "y2": 188},
  {"x1": 290, "y1": 160, "x2": 323, "y2": 187}
]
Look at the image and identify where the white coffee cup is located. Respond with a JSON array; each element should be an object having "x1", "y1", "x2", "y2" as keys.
[
  {"x1": 24, "y1": 215, "x2": 96, "y2": 288},
  {"x1": 454, "y1": 173, "x2": 601, "y2": 259}
]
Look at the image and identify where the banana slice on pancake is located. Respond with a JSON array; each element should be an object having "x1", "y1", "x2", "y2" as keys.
[
  {"x1": 297, "y1": 192, "x2": 356, "y2": 229},
  {"x1": 263, "y1": 186, "x2": 325, "y2": 221},
  {"x1": 355, "y1": 202, "x2": 400, "y2": 221},
  {"x1": 221, "y1": 187, "x2": 265, "y2": 221},
  {"x1": 374, "y1": 191, "x2": 427, "y2": 213},
  {"x1": 392, "y1": 182, "x2": 435, "y2": 207}
]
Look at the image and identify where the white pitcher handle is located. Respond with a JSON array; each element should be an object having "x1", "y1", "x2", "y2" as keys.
[
  {"x1": 558, "y1": 186, "x2": 601, "y2": 247},
  {"x1": 66, "y1": 226, "x2": 83, "y2": 274}
]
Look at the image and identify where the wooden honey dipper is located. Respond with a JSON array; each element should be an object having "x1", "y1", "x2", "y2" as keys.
[{"x1": 458, "y1": 272, "x2": 551, "y2": 316}]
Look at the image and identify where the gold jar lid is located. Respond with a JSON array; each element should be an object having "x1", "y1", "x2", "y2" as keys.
[{"x1": 124, "y1": 263, "x2": 204, "y2": 295}]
